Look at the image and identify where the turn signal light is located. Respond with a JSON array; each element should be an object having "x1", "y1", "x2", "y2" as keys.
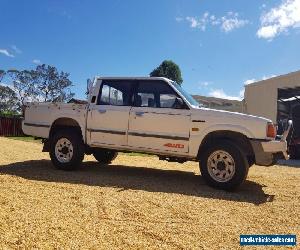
[{"x1": 267, "y1": 123, "x2": 276, "y2": 138}]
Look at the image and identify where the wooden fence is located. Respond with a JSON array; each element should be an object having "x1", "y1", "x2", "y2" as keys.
[{"x1": 0, "y1": 116, "x2": 24, "y2": 136}]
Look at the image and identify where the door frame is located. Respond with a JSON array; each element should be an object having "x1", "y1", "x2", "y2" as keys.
[
  {"x1": 87, "y1": 79, "x2": 137, "y2": 147},
  {"x1": 127, "y1": 79, "x2": 191, "y2": 153}
]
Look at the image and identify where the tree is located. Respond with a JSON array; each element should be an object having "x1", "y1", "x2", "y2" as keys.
[
  {"x1": 33, "y1": 64, "x2": 74, "y2": 102},
  {"x1": 7, "y1": 69, "x2": 37, "y2": 107},
  {"x1": 0, "y1": 85, "x2": 19, "y2": 114},
  {"x1": 7, "y1": 64, "x2": 74, "y2": 105},
  {"x1": 150, "y1": 60, "x2": 183, "y2": 84},
  {"x1": 0, "y1": 70, "x2": 20, "y2": 114},
  {"x1": 0, "y1": 70, "x2": 5, "y2": 82}
]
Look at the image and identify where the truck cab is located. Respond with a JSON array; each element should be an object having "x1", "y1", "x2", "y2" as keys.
[{"x1": 87, "y1": 77, "x2": 193, "y2": 157}]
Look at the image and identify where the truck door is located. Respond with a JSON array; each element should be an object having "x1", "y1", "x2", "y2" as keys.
[
  {"x1": 128, "y1": 80, "x2": 191, "y2": 154},
  {"x1": 87, "y1": 80, "x2": 134, "y2": 147}
]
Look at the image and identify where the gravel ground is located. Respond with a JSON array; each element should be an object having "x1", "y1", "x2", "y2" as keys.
[{"x1": 0, "y1": 137, "x2": 299, "y2": 249}]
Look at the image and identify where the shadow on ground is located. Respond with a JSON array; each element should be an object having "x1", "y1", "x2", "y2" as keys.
[
  {"x1": 0, "y1": 160, "x2": 274, "y2": 205},
  {"x1": 277, "y1": 159, "x2": 300, "y2": 167}
]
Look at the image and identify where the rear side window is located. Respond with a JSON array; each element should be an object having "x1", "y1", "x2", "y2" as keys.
[{"x1": 98, "y1": 80, "x2": 134, "y2": 106}]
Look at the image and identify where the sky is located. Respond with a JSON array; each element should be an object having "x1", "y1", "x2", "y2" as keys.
[{"x1": 1, "y1": 0, "x2": 300, "y2": 100}]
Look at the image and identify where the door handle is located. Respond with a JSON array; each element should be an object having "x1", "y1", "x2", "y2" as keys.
[
  {"x1": 98, "y1": 109, "x2": 106, "y2": 114},
  {"x1": 135, "y1": 111, "x2": 144, "y2": 117}
]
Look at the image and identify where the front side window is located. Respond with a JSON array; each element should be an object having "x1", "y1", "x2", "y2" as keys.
[
  {"x1": 134, "y1": 80, "x2": 187, "y2": 109},
  {"x1": 98, "y1": 80, "x2": 134, "y2": 106}
]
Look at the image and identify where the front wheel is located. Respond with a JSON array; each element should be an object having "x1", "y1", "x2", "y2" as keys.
[
  {"x1": 199, "y1": 140, "x2": 249, "y2": 190},
  {"x1": 49, "y1": 129, "x2": 84, "y2": 170},
  {"x1": 289, "y1": 144, "x2": 300, "y2": 159}
]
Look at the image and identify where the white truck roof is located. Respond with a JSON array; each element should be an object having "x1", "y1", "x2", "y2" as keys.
[{"x1": 95, "y1": 76, "x2": 171, "y2": 81}]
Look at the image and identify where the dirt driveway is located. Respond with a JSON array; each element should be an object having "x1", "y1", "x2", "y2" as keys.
[{"x1": 0, "y1": 137, "x2": 299, "y2": 249}]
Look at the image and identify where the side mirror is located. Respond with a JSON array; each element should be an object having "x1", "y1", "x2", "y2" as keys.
[
  {"x1": 173, "y1": 98, "x2": 185, "y2": 109},
  {"x1": 86, "y1": 78, "x2": 92, "y2": 95}
]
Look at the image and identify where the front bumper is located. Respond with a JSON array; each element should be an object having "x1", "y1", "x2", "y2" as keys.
[{"x1": 250, "y1": 139, "x2": 288, "y2": 166}]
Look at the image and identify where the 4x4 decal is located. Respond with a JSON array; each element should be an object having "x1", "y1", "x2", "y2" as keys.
[{"x1": 164, "y1": 143, "x2": 184, "y2": 149}]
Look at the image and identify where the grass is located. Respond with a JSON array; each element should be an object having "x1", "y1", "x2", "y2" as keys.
[
  {"x1": 120, "y1": 152, "x2": 150, "y2": 157},
  {"x1": 5, "y1": 136, "x2": 42, "y2": 143},
  {"x1": 0, "y1": 137, "x2": 299, "y2": 249}
]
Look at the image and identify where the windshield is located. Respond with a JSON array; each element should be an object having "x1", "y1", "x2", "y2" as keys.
[{"x1": 170, "y1": 81, "x2": 200, "y2": 107}]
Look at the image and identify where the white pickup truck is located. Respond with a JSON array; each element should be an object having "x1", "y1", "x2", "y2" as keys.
[{"x1": 22, "y1": 77, "x2": 290, "y2": 190}]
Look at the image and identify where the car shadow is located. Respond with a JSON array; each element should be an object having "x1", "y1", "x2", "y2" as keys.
[
  {"x1": 0, "y1": 160, "x2": 274, "y2": 205},
  {"x1": 277, "y1": 159, "x2": 300, "y2": 168}
]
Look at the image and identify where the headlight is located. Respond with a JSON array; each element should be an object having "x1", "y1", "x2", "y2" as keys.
[{"x1": 267, "y1": 122, "x2": 277, "y2": 138}]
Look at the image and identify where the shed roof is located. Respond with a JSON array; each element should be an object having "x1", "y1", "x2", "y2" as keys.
[
  {"x1": 278, "y1": 87, "x2": 300, "y2": 100},
  {"x1": 245, "y1": 69, "x2": 300, "y2": 89}
]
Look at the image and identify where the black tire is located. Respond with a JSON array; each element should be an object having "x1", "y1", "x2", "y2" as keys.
[
  {"x1": 199, "y1": 140, "x2": 249, "y2": 191},
  {"x1": 247, "y1": 156, "x2": 255, "y2": 168},
  {"x1": 49, "y1": 128, "x2": 84, "y2": 170},
  {"x1": 93, "y1": 149, "x2": 118, "y2": 164},
  {"x1": 289, "y1": 145, "x2": 300, "y2": 159}
]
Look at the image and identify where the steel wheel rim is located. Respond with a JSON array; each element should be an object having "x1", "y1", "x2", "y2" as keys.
[
  {"x1": 55, "y1": 138, "x2": 74, "y2": 163},
  {"x1": 207, "y1": 150, "x2": 236, "y2": 182}
]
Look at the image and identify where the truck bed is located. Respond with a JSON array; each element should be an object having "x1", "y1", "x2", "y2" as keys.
[{"x1": 22, "y1": 102, "x2": 88, "y2": 139}]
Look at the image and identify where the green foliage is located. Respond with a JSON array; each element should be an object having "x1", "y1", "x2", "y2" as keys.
[
  {"x1": 0, "y1": 111, "x2": 20, "y2": 116},
  {"x1": 6, "y1": 64, "x2": 74, "y2": 106},
  {"x1": 7, "y1": 69, "x2": 36, "y2": 107},
  {"x1": 120, "y1": 152, "x2": 149, "y2": 157},
  {"x1": 150, "y1": 60, "x2": 183, "y2": 84},
  {"x1": 5, "y1": 136, "x2": 41, "y2": 143},
  {"x1": 33, "y1": 64, "x2": 74, "y2": 102},
  {"x1": 0, "y1": 70, "x2": 5, "y2": 82},
  {"x1": 0, "y1": 85, "x2": 20, "y2": 114}
]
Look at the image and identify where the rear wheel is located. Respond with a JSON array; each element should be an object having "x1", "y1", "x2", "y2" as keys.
[
  {"x1": 93, "y1": 149, "x2": 118, "y2": 164},
  {"x1": 49, "y1": 129, "x2": 84, "y2": 170},
  {"x1": 199, "y1": 140, "x2": 249, "y2": 190}
]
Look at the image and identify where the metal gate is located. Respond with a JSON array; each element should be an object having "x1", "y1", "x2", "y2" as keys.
[{"x1": 0, "y1": 116, "x2": 24, "y2": 136}]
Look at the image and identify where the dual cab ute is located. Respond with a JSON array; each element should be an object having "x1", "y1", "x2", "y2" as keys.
[{"x1": 22, "y1": 77, "x2": 290, "y2": 190}]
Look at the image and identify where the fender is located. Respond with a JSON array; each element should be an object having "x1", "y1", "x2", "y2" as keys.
[
  {"x1": 189, "y1": 124, "x2": 254, "y2": 157},
  {"x1": 49, "y1": 114, "x2": 86, "y2": 143}
]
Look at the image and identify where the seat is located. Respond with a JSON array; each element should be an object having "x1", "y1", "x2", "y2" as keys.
[
  {"x1": 148, "y1": 98, "x2": 155, "y2": 107},
  {"x1": 135, "y1": 95, "x2": 142, "y2": 107}
]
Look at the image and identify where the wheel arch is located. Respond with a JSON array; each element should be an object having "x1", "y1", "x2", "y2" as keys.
[
  {"x1": 49, "y1": 117, "x2": 84, "y2": 142},
  {"x1": 197, "y1": 130, "x2": 254, "y2": 164}
]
